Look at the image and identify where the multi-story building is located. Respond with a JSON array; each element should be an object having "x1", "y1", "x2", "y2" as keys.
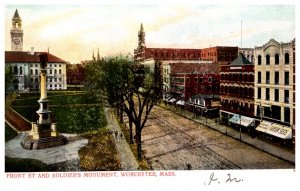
[
  {"x1": 254, "y1": 39, "x2": 295, "y2": 142},
  {"x1": 163, "y1": 62, "x2": 220, "y2": 115},
  {"x1": 219, "y1": 53, "x2": 255, "y2": 128},
  {"x1": 5, "y1": 9, "x2": 67, "y2": 91},
  {"x1": 201, "y1": 46, "x2": 238, "y2": 65},
  {"x1": 239, "y1": 48, "x2": 254, "y2": 63},
  {"x1": 5, "y1": 50, "x2": 67, "y2": 91}
]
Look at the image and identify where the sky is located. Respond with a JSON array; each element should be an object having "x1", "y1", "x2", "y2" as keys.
[{"x1": 4, "y1": 4, "x2": 295, "y2": 63}]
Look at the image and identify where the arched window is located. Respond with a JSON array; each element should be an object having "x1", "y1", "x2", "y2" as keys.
[
  {"x1": 19, "y1": 67, "x2": 22, "y2": 75},
  {"x1": 258, "y1": 55, "x2": 261, "y2": 65},
  {"x1": 285, "y1": 53, "x2": 290, "y2": 64},
  {"x1": 275, "y1": 54, "x2": 279, "y2": 65},
  {"x1": 266, "y1": 55, "x2": 270, "y2": 65}
]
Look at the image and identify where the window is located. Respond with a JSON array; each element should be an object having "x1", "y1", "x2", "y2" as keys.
[
  {"x1": 258, "y1": 55, "x2": 262, "y2": 65},
  {"x1": 31, "y1": 69, "x2": 33, "y2": 75},
  {"x1": 266, "y1": 88, "x2": 270, "y2": 100},
  {"x1": 50, "y1": 78, "x2": 52, "y2": 82},
  {"x1": 285, "y1": 53, "x2": 290, "y2": 64},
  {"x1": 275, "y1": 54, "x2": 279, "y2": 65},
  {"x1": 59, "y1": 78, "x2": 62, "y2": 82},
  {"x1": 54, "y1": 69, "x2": 57, "y2": 74},
  {"x1": 50, "y1": 69, "x2": 52, "y2": 74},
  {"x1": 284, "y1": 107, "x2": 290, "y2": 123},
  {"x1": 50, "y1": 64, "x2": 52, "y2": 67},
  {"x1": 59, "y1": 69, "x2": 61, "y2": 74},
  {"x1": 35, "y1": 64, "x2": 38, "y2": 67},
  {"x1": 285, "y1": 72, "x2": 289, "y2": 85},
  {"x1": 59, "y1": 64, "x2": 61, "y2": 67},
  {"x1": 186, "y1": 78, "x2": 190, "y2": 83},
  {"x1": 54, "y1": 78, "x2": 57, "y2": 82},
  {"x1": 194, "y1": 78, "x2": 198, "y2": 83},
  {"x1": 19, "y1": 67, "x2": 22, "y2": 75},
  {"x1": 266, "y1": 55, "x2": 270, "y2": 65},
  {"x1": 258, "y1": 72, "x2": 261, "y2": 83},
  {"x1": 208, "y1": 77, "x2": 212, "y2": 82},
  {"x1": 275, "y1": 72, "x2": 279, "y2": 84},
  {"x1": 35, "y1": 69, "x2": 38, "y2": 75},
  {"x1": 266, "y1": 71, "x2": 270, "y2": 84},
  {"x1": 275, "y1": 89, "x2": 279, "y2": 102},
  {"x1": 257, "y1": 88, "x2": 261, "y2": 99},
  {"x1": 284, "y1": 90, "x2": 289, "y2": 103},
  {"x1": 14, "y1": 66, "x2": 18, "y2": 74}
]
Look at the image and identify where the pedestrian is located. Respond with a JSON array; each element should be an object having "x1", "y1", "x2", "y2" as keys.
[
  {"x1": 115, "y1": 130, "x2": 118, "y2": 139},
  {"x1": 120, "y1": 132, "x2": 123, "y2": 140}
]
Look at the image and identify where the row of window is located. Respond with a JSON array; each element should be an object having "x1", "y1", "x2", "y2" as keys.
[
  {"x1": 257, "y1": 71, "x2": 289, "y2": 85},
  {"x1": 257, "y1": 53, "x2": 290, "y2": 65},
  {"x1": 257, "y1": 88, "x2": 290, "y2": 103},
  {"x1": 31, "y1": 78, "x2": 63, "y2": 83},
  {"x1": 31, "y1": 64, "x2": 62, "y2": 68},
  {"x1": 220, "y1": 86, "x2": 254, "y2": 98},
  {"x1": 256, "y1": 105, "x2": 290, "y2": 123},
  {"x1": 31, "y1": 69, "x2": 62, "y2": 75},
  {"x1": 221, "y1": 73, "x2": 254, "y2": 82},
  {"x1": 12, "y1": 66, "x2": 63, "y2": 75}
]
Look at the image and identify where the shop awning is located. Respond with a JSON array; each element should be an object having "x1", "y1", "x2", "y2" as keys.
[
  {"x1": 266, "y1": 124, "x2": 292, "y2": 139},
  {"x1": 229, "y1": 114, "x2": 254, "y2": 127},
  {"x1": 176, "y1": 100, "x2": 185, "y2": 105},
  {"x1": 255, "y1": 121, "x2": 272, "y2": 133}
]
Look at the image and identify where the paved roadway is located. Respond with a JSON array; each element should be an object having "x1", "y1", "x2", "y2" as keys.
[{"x1": 141, "y1": 106, "x2": 294, "y2": 170}]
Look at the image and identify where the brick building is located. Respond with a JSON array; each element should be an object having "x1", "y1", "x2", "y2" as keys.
[{"x1": 219, "y1": 53, "x2": 255, "y2": 128}]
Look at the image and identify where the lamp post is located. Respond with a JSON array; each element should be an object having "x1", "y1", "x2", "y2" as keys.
[{"x1": 238, "y1": 106, "x2": 241, "y2": 141}]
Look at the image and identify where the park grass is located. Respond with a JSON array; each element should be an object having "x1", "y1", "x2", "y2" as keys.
[
  {"x1": 11, "y1": 92, "x2": 107, "y2": 134},
  {"x1": 78, "y1": 128, "x2": 122, "y2": 171}
]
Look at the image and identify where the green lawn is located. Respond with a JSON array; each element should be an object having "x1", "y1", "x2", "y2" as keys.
[
  {"x1": 5, "y1": 157, "x2": 54, "y2": 172},
  {"x1": 11, "y1": 92, "x2": 107, "y2": 133}
]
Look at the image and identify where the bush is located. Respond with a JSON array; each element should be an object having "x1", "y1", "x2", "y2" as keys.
[
  {"x1": 5, "y1": 157, "x2": 53, "y2": 172},
  {"x1": 5, "y1": 124, "x2": 18, "y2": 142}
]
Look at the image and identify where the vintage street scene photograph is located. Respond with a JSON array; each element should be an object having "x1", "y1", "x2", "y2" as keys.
[{"x1": 3, "y1": 3, "x2": 296, "y2": 188}]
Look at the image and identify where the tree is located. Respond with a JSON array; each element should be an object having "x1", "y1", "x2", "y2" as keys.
[{"x1": 85, "y1": 55, "x2": 162, "y2": 160}]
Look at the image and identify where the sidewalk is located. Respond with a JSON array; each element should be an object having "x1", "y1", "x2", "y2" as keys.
[
  {"x1": 159, "y1": 104, "x2": 295, "y2": 164},
  {"x1": 104, "y1": 108, "x2": 139, "y2": 170}
]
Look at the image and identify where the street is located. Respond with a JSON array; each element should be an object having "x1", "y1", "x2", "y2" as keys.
[{"x1": 141, "y1": 106, "x2": 294, "y2": 170}]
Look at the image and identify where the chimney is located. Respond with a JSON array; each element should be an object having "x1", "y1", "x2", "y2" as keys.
[{"x1": 31, "y1": 47, "x2": 34, "y2": 55}]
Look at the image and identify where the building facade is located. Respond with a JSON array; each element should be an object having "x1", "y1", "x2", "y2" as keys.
[
  {"x1": 254, "y1": 39, "x2": 295, "y2": 142},
  {"x1": 219, "y1": 53, "x2": 255, "y2": 128},
  {"x1": 5, "y1": 51, "x2": 67, "y2": 91},
  {"x1": 239, "y1": 48, "x2": 254, "y2": 63}
]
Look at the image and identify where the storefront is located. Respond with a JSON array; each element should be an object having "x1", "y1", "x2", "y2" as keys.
[{"x1": 229, "y1": 114, "x2": 255, "y2": 127}]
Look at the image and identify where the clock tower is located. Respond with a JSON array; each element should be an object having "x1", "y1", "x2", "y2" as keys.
[{"x1": 10, "y1": 9, "x2": 23, "y2": 51}]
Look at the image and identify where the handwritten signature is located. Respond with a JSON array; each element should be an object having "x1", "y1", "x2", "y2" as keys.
[{"x1": 205, "y1": 172, "x2": 244, "y2": 185}]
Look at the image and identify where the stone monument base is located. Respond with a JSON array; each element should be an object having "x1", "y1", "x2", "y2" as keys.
[{"x1": 21, "y1": 134, "x2": 68, "y2": 150}]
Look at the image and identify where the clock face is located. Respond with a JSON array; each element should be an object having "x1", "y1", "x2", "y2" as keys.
[{"x1": 13, "y1": 38, "x2": 20, "y2": 45}]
